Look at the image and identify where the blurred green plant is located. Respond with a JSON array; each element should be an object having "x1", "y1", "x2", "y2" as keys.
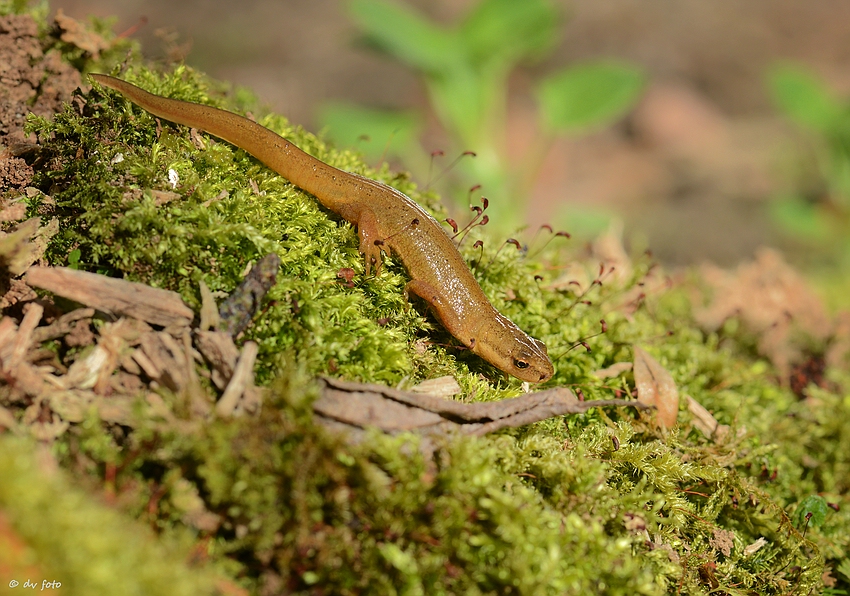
[
  {"x1": 767, "y1": 64, "x2": 850, "y2": 255},
  {"x1": 320, "y1": 0, "x2": 644, "y2": 228}
]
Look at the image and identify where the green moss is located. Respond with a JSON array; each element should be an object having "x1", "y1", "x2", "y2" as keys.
[
  {"x1": 0, "y1": 434, "x2": 217, "y2": 596},
  {"x1": 132, "y1": 378, "x2": 664, "y2": 594}
]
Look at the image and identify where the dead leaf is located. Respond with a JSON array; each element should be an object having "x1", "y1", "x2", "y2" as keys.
[
  {"x1": 54, "y1": 9, "x2": 110, "y2": 58},
  {"x1": 633, "y1": 346, "x2": 679, "y2": 429},
  {"x1": 313, "y1": 377, "x2": 648, "y2": 441},
  {"x1": 822, "y1": 568, "x2": 837, "y2": 588},
  {"x1": 696, "y1": 248, "x2": 832, "y2": 381},
  {"x1": 686, "y1": 395, "x2": 730, "y2": 439},
  {"x1": 698, "y1": 563, "x2": 719, "y2": 589},
  {"x1": 410, "y1": 375, "x2": 461, "y2": 398},
  {"x1": 592, "y1": 362, "x2": 633, "y2": 379},
  {"x1": 743, "y1": 537, "x2": 767, "y2": 556}
]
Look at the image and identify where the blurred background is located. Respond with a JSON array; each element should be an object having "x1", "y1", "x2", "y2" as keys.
[{"x1": 49, "y1": 0, "x2": 850, "y2": 289}]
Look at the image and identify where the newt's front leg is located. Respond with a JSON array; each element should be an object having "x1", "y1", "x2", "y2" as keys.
[{"x1": 356, "y1": 209, "x2": 384, "y2": 276}]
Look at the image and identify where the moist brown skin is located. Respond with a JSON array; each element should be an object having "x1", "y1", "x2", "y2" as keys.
[{"x1": 90, "y1": 74, "x2": 554, "y2": 383}]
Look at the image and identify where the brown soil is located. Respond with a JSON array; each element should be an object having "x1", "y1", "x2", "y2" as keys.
[{"x1": 0, "y1": 13, "x2": 82, "y2": 192}]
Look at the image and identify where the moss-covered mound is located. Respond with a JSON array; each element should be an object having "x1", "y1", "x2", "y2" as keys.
[{"x1": 1, "y1": 3, "x2": 848, "y2": 595}]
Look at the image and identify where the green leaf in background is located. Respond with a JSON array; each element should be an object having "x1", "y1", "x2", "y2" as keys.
[
  {"x1": 317, "y1": 102, "x2": 421, "y2": 162},
  {"x1": 767, "y1": 63, "x2": 842, "y2": 133},
  {"x1": 768, "y1": 194, "x2": 832, "y2": 241},
  {"x1": 460, "y1": 0, "x2": 560, "y2": 67},
  {"x1": 342, "y1": 0, "x2": 646, "y2": 222},
  {"x1": 537, "y1": 61, "x2": 645, "y2": 134},
  {"x1": 426, "y1": 65, "x2": 494, "y2": 148},
  {"x1": 348, "y1": 0, "x2": 459, "y2": 74},
  {"x1": 794, "y1": 495, "x2": 829, "y2": 529}
]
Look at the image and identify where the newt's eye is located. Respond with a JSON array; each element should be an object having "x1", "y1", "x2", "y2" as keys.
[{"x1": 514, "y1": 359, "x2": 530, "y2": 370}]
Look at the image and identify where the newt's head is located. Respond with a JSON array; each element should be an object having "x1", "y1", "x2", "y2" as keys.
[{"x1": 472, "y1": 313, "x2": 554, "y2": 383}]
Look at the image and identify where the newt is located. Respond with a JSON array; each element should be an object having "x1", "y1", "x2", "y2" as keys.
[{"x1": 89, "y1": 74, "x2": 554, "y2": 383}]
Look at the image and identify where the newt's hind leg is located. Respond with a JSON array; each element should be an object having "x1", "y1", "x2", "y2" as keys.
[{"x1": 404, "y1": 280, "x2": 471, "y2": 348}]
